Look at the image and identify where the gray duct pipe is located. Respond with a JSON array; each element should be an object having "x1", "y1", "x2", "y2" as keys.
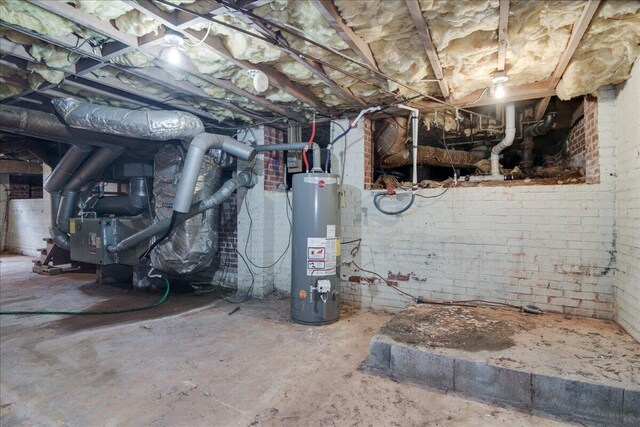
[
  {"x1": 0, "y1": 105, "x2": 163, "y2": 150},
  {"x1": 173, "y1": 134, "x2": 256, "y2": 213},
  {"x1": 44, "y1": 145, "x2": 95, "y2": 231},
  {"x1": 52, "y1": 98, "x2": 204, "y2": 141},
  {"x1": 86, "y1": 177, "x2": 149, "y2": 216},
  {"x1": 108, "y1": 172, "x2": 255, "y2": 253},
  {"x1": 56, "y1": 146, "x2": 125, "y2": 233},
  {"x1": 254, "y1": 142, "x2": 321, "y2": 171}
]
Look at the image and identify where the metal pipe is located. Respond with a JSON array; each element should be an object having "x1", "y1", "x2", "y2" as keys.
[
  {"x1": 253, "y1": 142, "x2": 322, "y2": 173},
  {"x1": 521, "y1": 112, "x2": 556, "y2": 174},
  {"x1": 173, "y1": 133, "x2": 256, "y2": 213},
  {"x1": 468, "y1": 103, "x2": 515, "y2": 182},
  {"x1": 56, "y1": 146, "x2": 125, "y2": 233},
  {"x1": 86, "y1": 177, "x2": 149, "y2": 216},
  {"x1": 109, "y1": 172, "x2": 255, "y2": 253},
  {"x1": 44, "y1": 145, "x2": 94, "y2": 194},
  {"x1": 52, "y1": 98, "x2": 204, "y2": 141}
]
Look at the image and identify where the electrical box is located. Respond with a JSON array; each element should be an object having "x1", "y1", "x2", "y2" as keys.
[
  {"x1": 69, "y1": 217, "x2": 151, "y2": 266},
  {"x1": 317, "y1": 279, "x2": 331, "y2": 293}
]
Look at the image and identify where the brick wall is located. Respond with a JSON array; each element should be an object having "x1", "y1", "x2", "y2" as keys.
[
  {"x1": 263, "y1": 126, "x2": 284, "y2": 191},
  {"x1": 8, "y1": 175, "x2": 42, "y2": 200},
  {"x1": 567, "y1": 115, "x2": 586, "y2": 170},
  {"x1": 614, "y1": 61, "x2": 640, "y2": 341},
  {"x1": 584, "y1": 95, "x2": 600, "y2": 184},
  {"x1": 363, "y1": 117, "x2": 374, "y2": 189},
  {"x1": 215, "y1": 193, "x2": 238, "y2": 281}
]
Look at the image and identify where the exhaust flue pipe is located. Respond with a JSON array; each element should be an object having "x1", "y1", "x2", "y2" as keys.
[{"x1": 173, "y1": 134, "x2": 256, "y2": 213}]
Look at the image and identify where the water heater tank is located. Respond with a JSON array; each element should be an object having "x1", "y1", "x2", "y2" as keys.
[{"x1": 291, "y1": 173, "x2": 341, "y2": 324}]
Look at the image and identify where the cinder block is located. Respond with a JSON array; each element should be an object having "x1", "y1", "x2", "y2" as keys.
[
  {"x1": 623, "y1": 389, "x2": 640, "y2": 426},
  {"x1": 390, "y1": 344, "x2": 454, "y2": 390},
  {"x1": 367, "y1": 336, "x2": 391, "y2": 371},
  {"x1": 532, "y1": 374, "x2": 624, "y2": 424},
  {"x1": 453, "y1": 360, "x2": 532, "y2": 407}
]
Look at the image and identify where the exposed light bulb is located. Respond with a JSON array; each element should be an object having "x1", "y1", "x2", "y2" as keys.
[
  {"x1": 164, "y1": 46, "x2": 182, "y2": 65},
  {"x1": 494, "y1": 83, "x2": 506, "y2": 98},
  {"x1": 491, "y1": 73, "x2": 509, "y2": 99}
]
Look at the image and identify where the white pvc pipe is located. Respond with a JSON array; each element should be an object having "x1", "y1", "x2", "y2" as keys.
[
  {"x1": 468, "y1": 103, "x2": 515, "y2": 182},
  {"x1": 397, "y1": 105, "x2": 420, "y2": 190}
]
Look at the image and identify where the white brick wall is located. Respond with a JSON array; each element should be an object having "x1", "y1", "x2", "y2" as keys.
[
  {"x1": 3, "y1": 166, "x2": 51, "y2": 257},
  {"x1": 614, "y1": 61, "x2": 640, "y2": 341}
]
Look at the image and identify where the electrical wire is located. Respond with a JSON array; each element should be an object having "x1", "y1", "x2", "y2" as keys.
[
  {"x1": 139, "y1": 211, "x2": 178, "y2": 261},
  {"x1": 184, "y1": 20, "x2": 213, "y2": 47},
  {"x1": 349, "y1": 259, "x2": 418, "y2": 301},
  {"x1": 303, "y1": 116, "x2": 316, "y2": 172},
  {"x1": 373, "y1": 192, "x2": 415, "y2": 215},
  {"x1": 0, "y1": 278, "x2": 170, "y2": 315}
]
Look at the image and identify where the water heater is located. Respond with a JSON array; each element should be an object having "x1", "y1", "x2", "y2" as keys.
[{"x1": 291, "y1": 172, "x2": 341, "y2": 324}]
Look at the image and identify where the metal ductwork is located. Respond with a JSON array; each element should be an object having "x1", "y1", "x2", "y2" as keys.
[
  {"x1": 172, "y1": 133, "x2": 256, "y2": 213},
  {"x1": 86, "y1": 177, "x2": 150, "y2": 216},
  {"x1": 108, "y1": 171, "x2": 255, "y2": 254},
  {"x1": 0, "y1": 105, "x2": 162, "y2": 150},
  {"x1": 44, "y1": 145, "x2": 95, "y2": 195},
  {"x1": 255, "y1": 142, "x2": 322, "y2": 171},
  {"x1": 56, "y1": 146, "x2": 125, "y2": 236},
  {"x1": 52, "y1": 98, "x2": 204, "y2": 141}
]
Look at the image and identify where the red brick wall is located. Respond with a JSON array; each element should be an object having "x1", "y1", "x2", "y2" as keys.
[
  {"x1": 566, "y1": 116, "x2": 586, "y2": 170},
  {"x1": 584, "y1": 95, "x2": 600, "y2": 184},
  {"x1": 217, "y1": 193, "x2": 238, "y2": 277},
  {"x1": 263, "y1": 126, "x2": 284, "y2": 191},
  {"x1": 364, "y1": 116, "x2": 373, "y2": 189},
  {"x1": 9, "y1": 175, "x2": 42, "y2": 199}
]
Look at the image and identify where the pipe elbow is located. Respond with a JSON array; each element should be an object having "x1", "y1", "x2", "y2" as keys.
[{"x1": 50, "y1": 226, "x2": 70, "y2": 251}]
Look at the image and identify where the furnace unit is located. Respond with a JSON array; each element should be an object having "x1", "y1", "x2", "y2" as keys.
[{"x1": 291, "y1": 172, "x2": 341, "y2": 324}]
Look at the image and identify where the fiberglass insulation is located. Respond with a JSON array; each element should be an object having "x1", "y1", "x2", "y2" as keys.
[
  {"x1": 556, "y1": 1, "x2": 640, "y2": 100},
  {"x1": 334, "y1": 0, "x2": 440, "y2": 98}
]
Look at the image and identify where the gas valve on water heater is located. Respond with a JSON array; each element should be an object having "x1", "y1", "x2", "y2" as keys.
[{"x1": 291, "y1": 173, "x2": 341, "y2": 325}]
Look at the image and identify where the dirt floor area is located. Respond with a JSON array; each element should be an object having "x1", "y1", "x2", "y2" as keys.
[
  {"x1": 382, "y1": 304, "x2": 640, "y2": 389},
  {"x1": 1, "y1": 254, "x2": 579, "y2": 426}
]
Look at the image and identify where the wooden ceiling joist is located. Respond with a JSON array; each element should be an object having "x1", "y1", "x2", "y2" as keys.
[
  {"x1": 549, "y1": 0, "x2": 601, "y2": 89},
  {"x1": 497, "y1": 0, "x2": 509, "y2": 72},
  {"x1": 404, "y1": 0, "x2": 450, "y2": 99},
  {"x1": 310, "y1": 0, "x2": 379, "y2": 71},
  {"x1": 126, "y1": 0, "x2": 325, "y2": 109},
  {"x1": 430, "y1": 81, "x2": 556, "y2": 109},
  {"x1": 534, "y1": 96, "x2": 552, "y2": 121}
]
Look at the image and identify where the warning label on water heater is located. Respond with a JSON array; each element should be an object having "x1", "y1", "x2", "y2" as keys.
[{"x1": 307, "y1": 237, "x2": 337, "y2": 276}]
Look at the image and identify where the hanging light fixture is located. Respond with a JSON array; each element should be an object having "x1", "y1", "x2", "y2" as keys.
[
  {"x1": 161, "y1": 30, "x2": 185, "y2": 65},
  {"x1": 491, "y1": 72, "x2": 509, "y2": 99}
]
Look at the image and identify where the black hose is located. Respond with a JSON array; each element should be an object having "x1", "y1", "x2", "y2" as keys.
[
  {"x1": 139, "y1": 211, "x2": 178, "y2": 262},
  {"x1": 373, "y1": 192, "x2": 415, "y2": 215}
]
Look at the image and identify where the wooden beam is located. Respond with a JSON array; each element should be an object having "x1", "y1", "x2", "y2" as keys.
[
  {"x1": 420, "y1": 81, "x2": 556, "y2": 109},
  {"x1": 127, "y1": 0, "x2": 325, "y2": 109},
  {"x1": 497, "y1": 0, "x2": 509, "y2": 72},
  {"x1": 0, "y1": 159, "x2": 43, "y2": 175},
  {"x1": 310, "y1": 0, "x2": 378, "y2": 71},
  {"x1": 548, "y1": 0, "x2": 600, "y2": 89},
  {"x1": 534, "y1": 96, "x2": 552, "y2": 121},
  {"x1": 404, "y1": 0, "x2": 449, "y2": 98}
]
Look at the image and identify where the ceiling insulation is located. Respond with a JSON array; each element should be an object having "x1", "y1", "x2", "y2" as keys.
[
  {"x1": 67, "y1": 0, "x2": 134, "y2": 20},
  {"x1": 334, "y1": 0, "x2": 439, "y2": 98},
  {"x1": 556, "y1": 1, "x2": 640, "y2": 100},
  {"x1": 111, "y1": 50, "x2": 156, "y2": 68}
]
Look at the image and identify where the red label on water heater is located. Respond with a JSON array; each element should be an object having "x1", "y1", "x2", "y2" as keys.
[{"x1": 318, "y1": 180, "x2": 325, "y2": 188}]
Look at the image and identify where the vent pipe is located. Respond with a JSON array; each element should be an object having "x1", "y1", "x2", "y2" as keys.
[
  {"x1": 86, "y1": 177, "x2": 149, "y2": 216},
  {"x1": 468, "y1": 103, "x2": 515, "y2": 181}
]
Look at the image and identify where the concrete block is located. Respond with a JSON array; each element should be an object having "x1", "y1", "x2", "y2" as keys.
[
  {"x1": 367, "y1": 336, "x2": 390, "y2": 371},
  {"x1": 532, "y1": 374, "x2": 624, "y2": 424},
  {"x1": 453, "y1": 360, "x2": 532, "y2": 407},
  {"x1": 623, "y1": 389, "x2": 640, "y2": 426},
  {"x1": 390, "y1": 344, "x2": 454, "y2": 390}
]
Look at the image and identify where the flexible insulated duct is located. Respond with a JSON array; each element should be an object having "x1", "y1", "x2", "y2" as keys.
[
  {"x1": 0, "y1": 105, "x2": 160, "y2": 150},
  {"x1": 108, "y1": 172, "x2": 255, "y2": 254},
  {"x1": 86, "y1": 177, "x2": 149, "y2": 216},
  {"x1": 52, "y1": 98, "x2": 204, "y2": 141}
]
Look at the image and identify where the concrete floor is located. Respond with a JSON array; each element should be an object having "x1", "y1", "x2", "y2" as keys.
[{"x1": 1, "y1": 254, "x2": 575, "y2": 426}]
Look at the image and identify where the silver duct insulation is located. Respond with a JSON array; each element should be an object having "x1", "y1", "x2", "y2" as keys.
[
  {"x1": 86, "y1": 177, "x2": 149, "y2": 216},
  {"x1": 0, "y1": 105, "x2": 160, "y2": 150},
  {"x1": 56, "y1": 146, "x2": 125, "y2": 235},
  {"x1": 109, "y1": 171, "x2": 255, "y2": 255},
  {"x1": 172, "y1": 133, "x2": 256, "y2": 213},
  {"x1": 52, "y1": 98, "x2": 204, "y2": 141},
  {"x1": 150, "y1": 145, "x2": 221, "y2": 274}
]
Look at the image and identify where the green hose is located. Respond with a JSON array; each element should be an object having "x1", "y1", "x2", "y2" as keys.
[{"x1": 0, "y1": 278, "x2": 170, "y2": 316}]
